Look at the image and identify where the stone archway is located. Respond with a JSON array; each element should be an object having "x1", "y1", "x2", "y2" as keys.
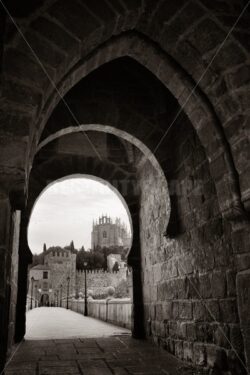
[
  {"x1": 40, "y1": 294, "x2": 49, "y2": 307},
  {"x1": 0, "y1": 2, "x2": 249, "y2": 372},
  {"x1": 12, "y1": 56, "x2": 250, "y2": 374},
  {"x1": 16, "y1": 127, "x2": 170, "y2": 344}
]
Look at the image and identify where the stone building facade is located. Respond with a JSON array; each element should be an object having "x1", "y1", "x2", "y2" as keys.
[
  {"x1": 91, "y1": 215, "x2": 131, "y2": 249},
  {"x1": 28, "y1": 248, "x2": 76, "y2": 306},
  {"x1": 28, "y1": 264, "x2": 51, "y2": 306}
]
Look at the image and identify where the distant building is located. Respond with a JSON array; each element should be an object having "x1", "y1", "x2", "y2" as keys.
[
  {"x1": 28, "y1": 264, "x2": 51, "y2": 306},
  {"x1": 28, "y1": 247, "x2": 76, "y2": 306},
  {"x1": 107, "y1": 254, "x2": 127, "y2": 272},
  {"x1": 91, "y1": 215, "x2": 131, "y2": 250}
]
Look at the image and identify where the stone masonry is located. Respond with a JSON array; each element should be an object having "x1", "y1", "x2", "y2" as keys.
[{"x1": 0, "y1": 1, "x2": 249, "y2": 374}]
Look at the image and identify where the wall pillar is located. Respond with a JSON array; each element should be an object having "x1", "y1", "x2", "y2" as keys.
[
  {"x1": 7, "y1": 210, "x2": 21, "y2": 356},
  {"x1": 15, "y1": 213, "x2": 32, "y2": 342},
  {"x1": 233, "y1": 221, "x2": 250, "y2": 372},
  {"x1": 128, "y1": 241, "x2": 145, "y2": 339},
  {"x1": 237, "y1": 270, "x2": 250, "y2": 373},
  {"x1": 0, "y1": 193, "x2": 12, "y2": 372}
]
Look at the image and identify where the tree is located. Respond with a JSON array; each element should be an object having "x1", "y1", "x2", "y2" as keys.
[
  {"x1": 43, "y1": 243, "x2": 47, "y2": 253},
  {"x1": 112, "y1": 261, "x2": 119, "y2": 272},
  {"x1": 76, "y1": 247, "x2": 88, "y2": 270},
  {"x1": 70, "y1": 240, "x2": 75, "y2": 252},
  {"x1": 32, "y1": 252, "x2": 44, "y2": 266}
]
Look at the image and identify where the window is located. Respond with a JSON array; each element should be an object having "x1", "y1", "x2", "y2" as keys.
[
  {"x1": 43, "y1": 271, "x2": 48, "y2": 279},
  {"x1": 103, "y1": 231, "x2": 107, "y2": 238}
]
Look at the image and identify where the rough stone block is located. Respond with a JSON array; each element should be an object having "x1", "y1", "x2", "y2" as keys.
[
  {"x1": 186, "y1": 322, "x2": 196, "y2": 341},
  {"x1": 236, "y1": 253, "x2": 250, "y2": 271},
  {"x1": 199, "y1": 273, "x2": 212, "y2": 298},
  {"x1": 236, "y1": 270, "x2": 250, "y2": 373},
  {"x1": 226, "y1": 64, "x2": 250, "y2": 90},
  {"x1": 172, "y1": 301, "x2": 179, "y2": 319},
  {"x1": 179, "y1": 301, "x2": 192, "y2": 320},
  {"x1": 193, "y1": 343, "x2": 206, "y2": 366},
  {"x1": 155, "y1": 304, "x2": 163, "y2": 321},
  {"x1": 152, "y1": 0, "x2": 186, "y2": 35},
  {"x1": 186, "y1": 275, "x2": 200, "y2": 299},
  {"x1": 174, "y1": 339, "x2": 183, "y2": 359},
  {"x1": 19, "y1": 31, "x2": 65, "y2": 70},
  {"x1": 206, "y1": 42, "x2": 247, "y2": 73},
  {"x1": 226, "y1": 270, "x2": 236, "y2": 297},
  {"x1": 4, "y1": 48, "x2": 55, "y2": 93},
  {"x1": 150, "y1": 304, "x2": 156, "y2": 321},
  {"x1": 47, "y1": 0, "x2": 100, "y2": 41},
  {"x1": 187, "y1": 18, "x2": 227, "y2": 55},
  {"x1": 206, "y1": 344, "x2": 227, "y2": 369},
  {"x1": 213, "y1": 324, "x2": 230, "y2": 349},
  {"x1": 176, "y1": 321, "x2": 186, "y2": 339},
  {"x1": 232, "y1": 227, "x2": 249, "y2": 254},
  {"x1": 176, "y1": 277, "x2": 187, "y2": 299},
  {"x1": 3, "y1": 78, "x2": 42, "y2": 111},
  {"x1": 183, "y1": 341, "x2": 193, "y2": 362},
  {"x1": 229, "y1": 324, "x2": 243, "y2": 353},
  {"x1": 162, "y1": 302, "x2": 172, "y2": 321},
  {"x1": 168, "y1": 321, "x2": 177, "y2": 337},
  {"x1": 0, "y1": 247, "x2": 6, "y2": 296},
  {"x1": 31, "y1": 17, "x2": 80, "y2": 55},
  {"x1": 206, "y1": 300, "x2": 220, "y2": 322},
  {"x1": 161, "y1": 260, "x2": 178, "y2": 279},
  {"x1": 193, "y1": 301, "x2": 206, "y2": 322},
  {"x1": 219, "y1": 299, "x2": 238, "y2": 323},
  {"x1": 196, "y1": 323, "x2": 213, "y2": 343},
  {"x1": 211, "y1": 271, "x2": 226, "y2": 298},
  {"x1": 177, "y1": 255, "x2": 193, "y2": 275}
]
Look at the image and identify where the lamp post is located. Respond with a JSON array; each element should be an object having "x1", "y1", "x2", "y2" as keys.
[
  {"x1": 66, "y1": 276, "x2": 70, "y2": 309},
  {"x1": 38, "y1": 288, "x2": 42, "y2": 307},
  {"x1": 83, "y1": 261, "x2": 88, "y2": 316},
  {"x1": 60, "y1": 284, "x2": 63, "y2": 307},
  {"x1": 30, "y1": 277, "x2": 34, "y2": 310},
  {"x1": 34, "y1": 284, "x2": 37, "y2": 307},
  {"x1": 49, "y1": 288, "x2": 52, "y2": 307}
]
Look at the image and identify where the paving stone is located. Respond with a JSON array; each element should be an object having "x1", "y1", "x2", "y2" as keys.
[
  {"x1": 4, "y1": 362, "x2": 37, "y2": 375},
  {"x1": 5, "y1": 308, "x2": 210, "y2": 375},
  {"x1": 5, "y1": 335, "x2": 205, "y2": 375}
]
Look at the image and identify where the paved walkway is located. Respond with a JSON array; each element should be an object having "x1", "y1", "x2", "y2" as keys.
[
  {"x1": 3, "y1": 308, "x2": 202, "y2": 374},
  {"x1": 25, "y1": 307, "x2": 130, "y2": 339}
]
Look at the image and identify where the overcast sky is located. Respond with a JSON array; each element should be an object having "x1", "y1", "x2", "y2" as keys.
[{"x1": 28, "y1": 177, "x2": 131, "y2": 254}]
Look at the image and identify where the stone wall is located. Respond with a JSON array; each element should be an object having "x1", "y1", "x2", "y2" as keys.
[
  {"x1": 0, "y1": 195, "x2": 13, "y2": 371},
  {"x1": 0, "y1": 1, "x2": 249, "y2": 373},
  {"x1": 76, "y1": 268, "x2": 128, "y2": 297},
  {"x1": 63, "y1": 298, "x2": 132, "y2": 330},
  {"x1": 7, "y1": 211, "x2": 21, "y2": 357},
  {"x1": 139, "y1": 122, "x2": 245, "y2": 374}
]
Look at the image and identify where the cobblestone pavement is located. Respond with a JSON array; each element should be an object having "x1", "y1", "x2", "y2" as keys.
[
  {"x1": 25, "y1": 308, "x2": 130, "y2": 340},
  {"x1": 3, "y1": 308, "x2": 203, "y2": 374},
  {"x1": 4, "y1": 336, "x2": 202, "y2": 375}
]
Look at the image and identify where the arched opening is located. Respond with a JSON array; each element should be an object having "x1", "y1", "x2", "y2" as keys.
[
  {"x1": 1, "y1": 8, "x2": 248, "y2": 372},
  {"x1": 26, "y1": 175, "x2": 135, "y2": 339},
  {"x1": 11, "y1": 51, "x2": 245, "y2": 373}
]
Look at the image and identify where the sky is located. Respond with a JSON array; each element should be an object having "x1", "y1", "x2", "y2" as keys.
[{"x1": 28, "y1": 177, "x2": 131, "y2": 254}]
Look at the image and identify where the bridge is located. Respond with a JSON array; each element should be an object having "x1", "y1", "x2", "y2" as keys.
[{"x1": 4, "y1": 307, "x2": 197, "y2": 374}]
